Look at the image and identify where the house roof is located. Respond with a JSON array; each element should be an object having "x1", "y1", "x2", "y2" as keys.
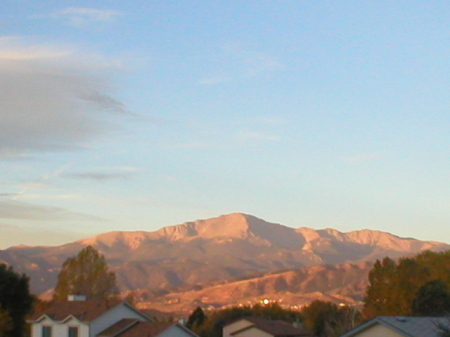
[
  {"x1": 28, "y1": 299, "x2": 134, "y2": 323},
  {"x1": 98, "y1": 318, "x2": 140, "y2": 337},
  {"x1": 231, "y1": 317, "x2": 311, "y2": 337},
  {"x1": 101, "y1": 321, "x2": 197, "y2": 337},
  {"x1": 341, "y1": 316, "x2": 450, "y2": 337}
]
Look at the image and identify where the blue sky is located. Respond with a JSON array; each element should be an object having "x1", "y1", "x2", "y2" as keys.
[{"x1": 1, "y1": 1, "x2": 449, "y2": 248}]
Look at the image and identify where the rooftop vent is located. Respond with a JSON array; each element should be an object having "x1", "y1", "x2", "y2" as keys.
[{"x1": 68, "y1": 295, "x2": 87, "y2": 301}]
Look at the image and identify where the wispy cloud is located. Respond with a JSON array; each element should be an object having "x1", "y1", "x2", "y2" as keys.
[
  {"x1": 0, "y1": 199, "x2": 103, "y2": 222},
  {"x1": 0, "y1": 37, "x2": 128, "y2": 158},
  {"x1": 0, "y1": 36, "x2": 70, "y2": 60},
  {"x1": 64, "y1": 166, "x2": 139, "y2": 182},
  {"x1": 0, "y1": 193, "x2": 21, "y2": 198},
  {"x1": 65, "y1": 172, "x2": 134, "y2": 182},
  {"x1": 51, "y1": 7, "x2": 122, "y2": 28},
  {"x1": 78, "y1": 90, "x2": 128, "y2": 115}
]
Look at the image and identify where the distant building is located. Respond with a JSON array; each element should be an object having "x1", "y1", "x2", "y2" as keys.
[
  {"x1": 340, "y1": 316, "x2": 450, "y2": 337},
  {"x1": 223, "y1": 317, "x2": 312, "y2": 337},
  {"x1": 27, "y1": 295, "x2": 198, "y2": 337}
]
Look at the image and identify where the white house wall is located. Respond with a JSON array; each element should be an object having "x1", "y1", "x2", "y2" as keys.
[
  {"x1": 90, "y1": 303, "x2": 149, "y2": 337},
  {"x1": 31, "y1": 317, "x2": 89, "y2": 337}
]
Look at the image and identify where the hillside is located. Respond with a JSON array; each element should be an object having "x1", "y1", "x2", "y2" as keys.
[
  {"x1": 135, "y1": 261, "x2": 373, "y2": 314},
  {"x1": 1, "y1": 213, "x2": 448, "y2": 306}
]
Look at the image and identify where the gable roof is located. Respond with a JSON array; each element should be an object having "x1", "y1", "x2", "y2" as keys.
[
  {"x1": 99, "y1": 321, "x2": 197, "y2": 337},
  {"x1": 341, "y1": 316, "x2": 450, "y2": 337},
  {"x1": 231, "y1": 317, "x2": 311, "y2": 337},
  {"x1": 28, "y1": 299, "x2": 148, "y2": 323},
  {"x1": 98, "y1": 318, "x2": 140, "y2": 337}
]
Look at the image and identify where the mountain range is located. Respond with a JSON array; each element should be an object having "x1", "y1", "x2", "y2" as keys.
[{"x1": 1, "y1": 213, "x2": 448, "y2": 313}]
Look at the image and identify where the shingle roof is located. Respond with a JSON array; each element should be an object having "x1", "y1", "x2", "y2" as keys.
[
  {"x1": 232, "y1": 317, "x2": 311, "y2": 337},
  {"x1": 98, "y1": 319, "x2": 140, "y2": 337},
  {"x1": 341, "y1": 316, "x2": 450, "y2": 337},
  {"x1": 28, "y1": 299, "x2": 123, "y2": 322},
  {"x1": 114, "y1": 322, "x2": 178, "y2": 337}
]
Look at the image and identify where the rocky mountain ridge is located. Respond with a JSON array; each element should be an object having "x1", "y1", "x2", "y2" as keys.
[{"x1": 1, "y1": 213, "x2": 448, "y2": 307}]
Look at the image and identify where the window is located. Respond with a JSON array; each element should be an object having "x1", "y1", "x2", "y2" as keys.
[
  {"x1": 42, "y1": 326, "x2": 52, "y2": 337},
  {"x1": 68, "y1": 327, "x2": 79, "y2": 337}
]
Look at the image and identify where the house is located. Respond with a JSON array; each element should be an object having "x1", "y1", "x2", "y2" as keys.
[
  {"x1": 340, "y1": 316, "x2": 450, "y2": 337},
  {"x1": 223, "y1": 317, "x2": 312, "y2": 337},
  {"x1": 28, "y1": 295, "x2": 198, "y2": 337}
]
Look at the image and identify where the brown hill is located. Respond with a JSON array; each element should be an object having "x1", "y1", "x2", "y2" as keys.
[{"x1": 135, "y1": 261, "x2": 373, "y2": 315}]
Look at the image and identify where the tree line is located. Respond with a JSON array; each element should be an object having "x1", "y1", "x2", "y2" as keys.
[{"x1": 363, "y1": 250, "x2": 450, "y2": 318}]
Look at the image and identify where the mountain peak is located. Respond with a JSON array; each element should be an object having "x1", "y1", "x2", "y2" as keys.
[
  {"x1": 157, "y1": 213, "x2": 255, "y2": 241},
  {"x1": 152, "y1": 213, "x2": 302, "y2": 249}
]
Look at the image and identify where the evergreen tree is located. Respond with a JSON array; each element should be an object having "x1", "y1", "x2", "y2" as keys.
[
  {"x1": 53, "y1": 246, "x2": 118, "y2": 302},
  {"x1": 0, "y1": 304, "x2": 12, "y2": 336},
  {"x1": 0, "y1": 264, "x2": 34, "y2": 337},
  {"x1": 301, "y1": 300, "x2": 340, "y2": 337},
  {"x1": 186, "y1": 307, "x2": 206, "y2": 331}
]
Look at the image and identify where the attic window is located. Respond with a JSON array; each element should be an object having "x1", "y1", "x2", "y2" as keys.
[
  {"x1": 42, "y1": 326, "x2": 52, "y2": 337},
  {"x1": 68, "y1": 327, "x2": 79, "y2": 337}
]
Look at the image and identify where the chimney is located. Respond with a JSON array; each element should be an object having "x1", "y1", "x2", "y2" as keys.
[{"x1": 68, "y1": 295, "x2": 87, "y2": 301}]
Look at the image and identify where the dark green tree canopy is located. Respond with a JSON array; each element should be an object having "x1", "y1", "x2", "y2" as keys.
[
  {"x1": 301, "y1": 300, "x2": 361, "y2": 337},
  {"x1": 53, "y1": 246, "x2": 118, "y2": 302},
  {"x1": 0, "y1": 264, "x2": 34, "y2": 337},
  {"x1": 186, "y1": 306, "x2": 206, "y2": 330},
  {"x1": 412, "y1": 280, "x2": 450, "y2": 316}
]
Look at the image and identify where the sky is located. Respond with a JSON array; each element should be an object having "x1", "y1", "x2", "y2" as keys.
[{"x1": 0, "y1": 1, "x2": 449, "y2": 248}]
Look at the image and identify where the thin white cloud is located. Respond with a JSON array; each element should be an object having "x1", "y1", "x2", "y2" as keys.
[
  {"x1": 65, "y1": 172, "x2": 134, "y2": 182},
  {"x1": 0, "y1": 37, "x2": 128, "y2": 158},
  {"x1": 51, "y1": 7, "x2": 122, "y2": 28},
  {"x1": 0, "y1": 36, "x2": 70, "y2": 60},
  {"x1": 17, "y1": 194, "x2": 79, "y2": 201},
  {"x1": 63, "y1": 166, "x2": 139, "y2": 182},
  {"x1": 0, "y1": 193, "x2": 21, "y2": 197},
  {"x1": 0, "y1": 199, "x2": 102, "y2": 222}
]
